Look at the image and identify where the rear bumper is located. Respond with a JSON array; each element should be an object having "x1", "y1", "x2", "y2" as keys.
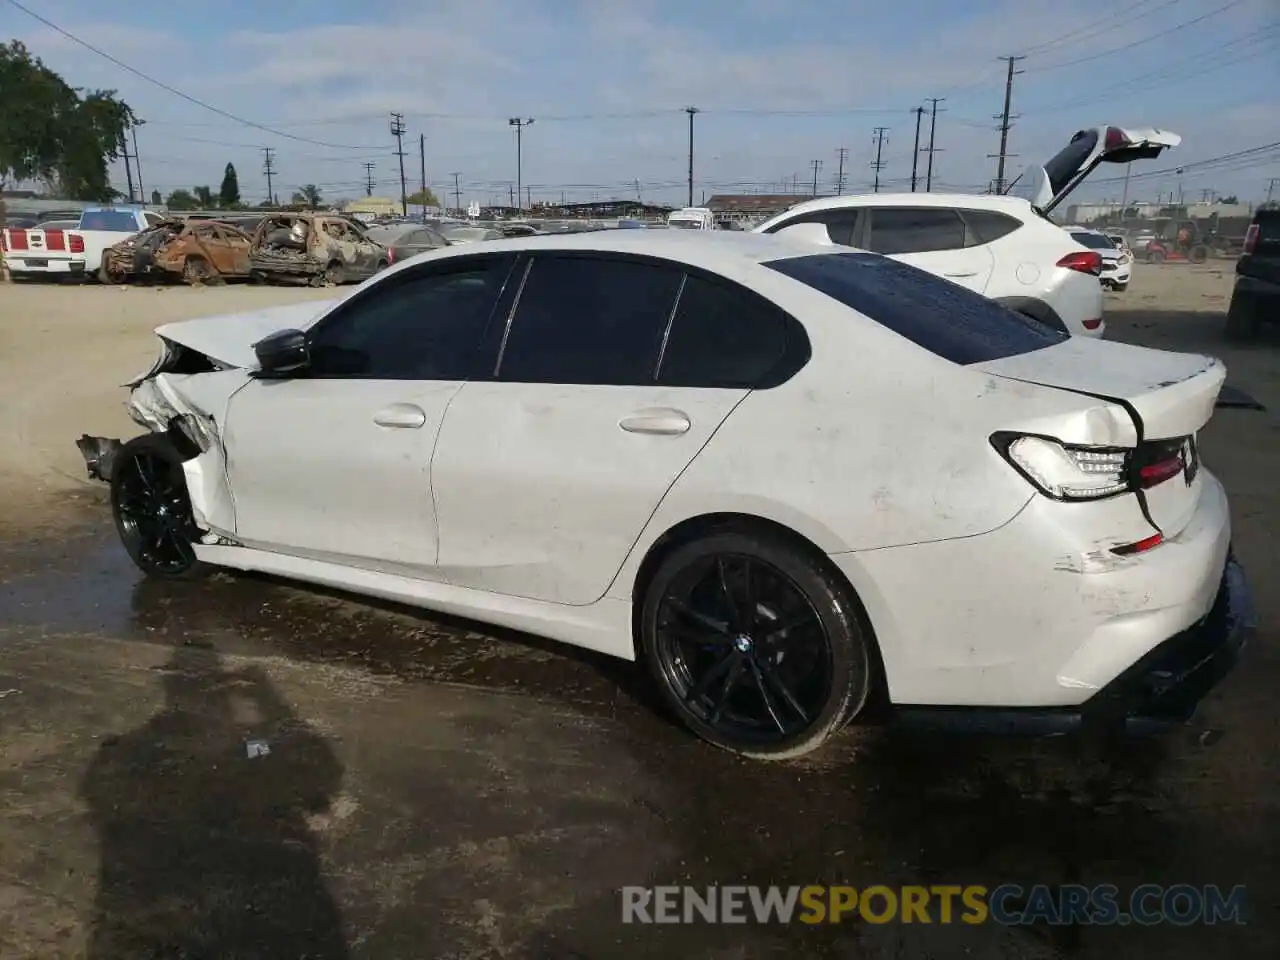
[
  {"x1": 7, "y1": 257, "x2": 85, "y2": 275},
  {"x1": 1230, "y1": 274, "x2": 1280, "y2": 323},
  {"x1": 894, "y1": 552, "x2": 1253, "y2": 734}
]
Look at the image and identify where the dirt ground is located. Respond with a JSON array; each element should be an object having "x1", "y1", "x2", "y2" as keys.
[{"x1": 0, "y1": 264, "x2": 1277, "y2": 959}]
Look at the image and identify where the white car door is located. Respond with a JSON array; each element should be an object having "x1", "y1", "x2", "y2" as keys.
[
  {"x1": 429, "y1": 253, "x2": 800, "y2": 605},
  {"x1": 221, "y1": 253, "x2": 517, "y2": 574},
  {"x1": 864, "y1": 206, "x2": 994, "y2": 294}
]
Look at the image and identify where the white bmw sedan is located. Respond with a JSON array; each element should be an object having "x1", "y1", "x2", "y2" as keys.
[{"x1": 78, "y1": 230, "x2": 1252, "y2": 759}]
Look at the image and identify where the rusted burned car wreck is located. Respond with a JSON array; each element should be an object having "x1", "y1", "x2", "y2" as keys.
[
  {"x1": 100, "y1": 219, "x2": 254, "y2": 285},
  {"x1": 250, "y1": 214, "x2": 388, "y2": 285}
]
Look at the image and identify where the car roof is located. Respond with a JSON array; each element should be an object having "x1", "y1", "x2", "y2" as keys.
[
  {"x1": 431, "y1": 229, "x2": 846, "y2": 266},
  {"x1": 763, "y1": 192, "x2": 1035, "y2": 221}
]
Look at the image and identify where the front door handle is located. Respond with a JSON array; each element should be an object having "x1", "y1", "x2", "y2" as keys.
[
  {"x1": 944, "y1": 270, "x2": 978, "y2": 278},
  {"x1": 373, "y1": 403, "x2": 427, "y2": 428},
  {"x1": 619, "y1": 408, "x2": 691, "y2": 436}
]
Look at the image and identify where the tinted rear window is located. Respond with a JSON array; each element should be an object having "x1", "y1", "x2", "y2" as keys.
[
  {"x1": 1070, "y1": 232, "x2": 1116, "y2": 251},
  {"x1": 764, "y1": 252, "x2": 1067, "y2": 364},
  {"x1": 78, "y1": 211, "x2": 141, "y2": 232}
]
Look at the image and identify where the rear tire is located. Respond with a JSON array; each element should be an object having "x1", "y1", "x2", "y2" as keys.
[
  {"x1": 1113, "y1": 282, "x2": 1128, "y2": 292},
  {"x1": 1189, "y1": 245, "x2": 1208, "y2": 264},
  {"x1": 638, "y1": 529, "x2": 873, "y2": 760},
  {"x1": 183, "y1": 256, "x2": 215, "y2": 285},
  {"x1": 323, "y1": 260, "x2": 346, "y2": 285},
  {"x1": 1225, "y1": 293, "x2": 1259, "y2": 342},
  {"x1": 1147, "y1": 249, "x2": 1166, "y2": 264},
  {"x1": 110, "y1": 434, "x2": 211, "y2": 581}
]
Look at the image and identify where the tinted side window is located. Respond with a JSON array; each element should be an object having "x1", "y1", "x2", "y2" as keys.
[
  {"x1": 497, "y1": 256, "x2": 682, "y2": 384},
  {"x1": 765, "y1": 252, "x2": 1066, "y2": 364},
  {"x1": 659, "y1": 275, "x2": 789, "y2": 388},
  {"x1": 765, "y1": 209, "x2": 861, "y2": 246},
  {"x1": 867, "y1": 208, "x2": 966, "y2": 254},
  {"x1": 961, "y1": 209, "x2": 1021, "y2": 245},
  {"x1": 308, "y1": 259, "x2": 508, "y2": 379}
]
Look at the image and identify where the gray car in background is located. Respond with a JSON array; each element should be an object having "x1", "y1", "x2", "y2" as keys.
[{"x1": 385, "y1": 226, "x2": 452, "y2": 265}]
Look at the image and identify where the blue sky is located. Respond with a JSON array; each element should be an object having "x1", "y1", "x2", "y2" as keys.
[{"x1": 3, "y1": 0, "x2": 1277, "y2": 207}]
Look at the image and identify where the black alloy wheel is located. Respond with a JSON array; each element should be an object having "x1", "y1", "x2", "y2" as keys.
[
  {"x1": 110, "y1": 434, "x2": 209, "y2": 580},
  {"x1": 641, "y1": 530, "x2": 872, "y2": 759}
]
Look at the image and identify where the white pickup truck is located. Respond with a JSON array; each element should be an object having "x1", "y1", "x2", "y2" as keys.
[{"x1": 2, "y1": 207, "x2": 165, "y2": 280}]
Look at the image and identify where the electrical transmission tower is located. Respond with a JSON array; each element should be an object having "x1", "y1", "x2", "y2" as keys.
[
  {"x1": 390, "y1": 112, "x2": 408, "y2": 215},
  {"x1": 261, "y1": 147, "x2": 277, "y2": 206},
  {"x1": 989, "y1": 56, "x2": 1025, "y2": 194},
  {"x1": 870, "y1": 127, "x2": 889, "y2": 193},
  {"x1": 810, "y1": 159, "x2": 824, "y2": 198},
  {"x1": 835, "y1": 147, "x2": 848, "y2": 195},
  {"x1": 362, "y1": 162, "x2": 376, "y2": 196}
]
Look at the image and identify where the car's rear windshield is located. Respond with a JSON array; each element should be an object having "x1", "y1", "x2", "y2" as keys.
[
  {"x1": 764, "y1": 252, "x2": 1068, "y2": 364},
  {"x1": 1070, "y1": 232, "x2": 1116, "y2": 251},
  {"x1": 78, "y1": 211, "x2": 140, "y2": 232}
]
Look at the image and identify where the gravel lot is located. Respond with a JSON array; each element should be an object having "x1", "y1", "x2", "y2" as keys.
[{"x1": 0, "y1": 263, "x2": 1276, "y2": 958}]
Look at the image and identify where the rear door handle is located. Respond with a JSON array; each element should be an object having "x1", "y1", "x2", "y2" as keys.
[
  {"x1": 619, "y1": 408, "x2": 691, "y2": 436},
  {"x1": 373, "y1": 403, "x2": 427, "y2": 428}
]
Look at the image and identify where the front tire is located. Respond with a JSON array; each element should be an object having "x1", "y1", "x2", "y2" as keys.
[
  {"x1": 110, "y1": 434, "x2": 210, "y2": 580},
  {"x1": 639, "y1": 529, "x2": 873, "y2": 759}
]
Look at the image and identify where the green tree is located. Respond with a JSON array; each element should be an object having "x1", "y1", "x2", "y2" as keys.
[
  {"x1": 407, "y1": 188, "x2": 440, "y2": 207},
  {"x1": 0, "y1": 41, "x2": 134, "y2": 200},
  {"x1": 292, "y1": 184, "x2": 323, "y2": 210},
  {"x1": 166, "y1": 188, "x2": 197, "y2": 210},
  {"x1": 219, "y1": 162, "x2": 240, "y2": 207},
  {"x1": 150, "y1": 189, "x2": 162, "y2": 205},
  {"x1": 192, "y1": 185, "x2": 214, "y2": 207}
]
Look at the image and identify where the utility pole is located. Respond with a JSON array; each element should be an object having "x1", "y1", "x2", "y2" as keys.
[
  {"x1": 390, "y1": 112, "x2": 408, "y2": 216},
  {"x1": 509, "y1": 183, "x2": 515, "y2": 207},
  {"x1": 809, "y1": 159, "x2": 823, "y2": 198},
  {"x1": 362, "y1": 162, "x2": 376, "y2": 196},
  {"x1": 924, "y1": 98, "x2": 944, "y2": 191},
  {"x1": 989, "y1": 56, "x2": 1025, "y2": 194},
  {"x1": 835, "y1": 147, "x2": 848, "y2": 195},
  {"x1": 1120, "y1": 163, "x2": 1132, "y2": 216},
  {"x1": 261, "y1": 147, "x2": 277, "y2": 206},
  {"x1": 508, "y1": 118, "x2": 535, "y2": 214},
  {"x1": 1267, "y1": 178, "x2": 1278, "y2": 204},
  {"x1": 419, "y1": 132, "x2": 428, "y2": 216},
  {"x1": 450, "y1": 172, "x2": 462, "y2": 215},
  {"x1": 526, "y1": 185, "x2": 532, "y2": 209},
  {"x1": 119, "y1": 132, "x2": 135, "y2": 203},
  {"x1": 870, "y1": 127, "x2": 889, "y2": 193},
  {"x1": 684, "y1": 106, "x2": 700, "y2": 207},
  {"x1": 910, "y1": 106, "x2": 924, "y2": 192},
  {"x1": 131, "y1": 120, "x2": 146, "y2": 203}
]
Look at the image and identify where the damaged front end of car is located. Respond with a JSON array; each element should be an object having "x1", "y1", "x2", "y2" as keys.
[{"x1": 76, "y1": 300, "x2": 333, "y2": 541}]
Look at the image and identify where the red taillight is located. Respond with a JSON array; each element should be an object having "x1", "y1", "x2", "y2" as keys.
[
  {"x1": 1082, "y1": 318, "x2": 1102, "y2": 330},
  {"x1": 7, "y1": 229, "x2": 28, "y2": 251},
  {"x1": 1139, "y1": 455, "x2": 1184, "y2": 488},
  {"x1": 386, "y1": 247, "x2": 395, "y2": 264},
  {"x1": 1058, "y1": 250, "x2": 1103, "y2": 276},
  {"x1": 1104, "y1": 126, "x2": 1130, "y2": 152},
  {"x1": 1111, "y1": 532, "x2": 1163, "y2": 556},
  {"x1": 1243, "y1": 224, "x2": 1259, "y2": 255},
  {"x1": 46, "y1": 229, "x2": 65, "y2": 251},
  {"x1": 69, "y1": 234, "x2": 84, "y2": 254}
]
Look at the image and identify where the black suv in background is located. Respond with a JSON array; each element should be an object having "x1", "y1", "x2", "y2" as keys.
[{"x1": 1226, "y1": 208, "x2": 1279, "y2": 341}]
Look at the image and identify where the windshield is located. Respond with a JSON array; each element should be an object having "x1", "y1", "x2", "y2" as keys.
[
  {"x1": 1070, "y1": 232, "x2": 1117, "y2": 251},
  {"x1": 765, "y1": 252, "x2": 1067, "y2": 364},
  {"x1": 78, "y1": 211, "x2": 141, "y2": 232},
  {"x1": 669, "y1": 219, "x2": 704, "y2": 230}
]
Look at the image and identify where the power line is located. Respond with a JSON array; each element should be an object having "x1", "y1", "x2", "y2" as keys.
[
  {"x1": 989, "y1": 56, "x2": 1025, "y2": 194},
  {"x1": 1028, "y1": 0, "x2": 1246, "y2": 72},
  {"x1": 1020, "y1": 0, "x2": 1176, "y2": 55},
  {"x1": 390, "y1": 113, "x2": 408, "y2": 216},
  {"x1": 2, "y1": 0, "x2": 367, "y2": 150},
  {"x1": 870, "y1": 127, "x2": 889, "y2": 193}
]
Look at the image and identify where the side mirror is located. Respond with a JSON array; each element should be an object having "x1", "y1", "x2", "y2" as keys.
[{"x1": 253, "y1": 328, "x2": 308, "y2": 376}]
